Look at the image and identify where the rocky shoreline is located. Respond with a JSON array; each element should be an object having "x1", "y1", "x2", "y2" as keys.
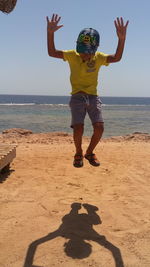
[{"x1": 0, "y1": 128, "x2": 150, "y2": 144}]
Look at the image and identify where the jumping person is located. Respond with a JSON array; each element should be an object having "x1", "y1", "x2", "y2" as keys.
[{"x1": 46, "y1": 14, "x2": 129, "y2": 167}]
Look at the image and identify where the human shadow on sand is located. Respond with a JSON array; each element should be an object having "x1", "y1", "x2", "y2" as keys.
[{"x1": 23, "y1": 203, "x2": 124, "y2": 267}]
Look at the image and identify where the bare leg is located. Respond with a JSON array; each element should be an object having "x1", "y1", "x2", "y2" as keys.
[
  {"x1": 73, "y1": 124, "x2": 84, "y2": 155},
  {"x1": 73, "y1": 124, "x2": 84, "y2": 167},
  {"x1": 86, "y1": 122, "x2": 104, "y2": 154}
]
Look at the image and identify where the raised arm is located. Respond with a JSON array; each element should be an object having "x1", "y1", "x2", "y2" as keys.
[
  {"x1": 47, "y1": 14, "x2": 64, "y2": 58},
  {"x1": 107, "y1": 17, "x2": 129, "y2": 63}
]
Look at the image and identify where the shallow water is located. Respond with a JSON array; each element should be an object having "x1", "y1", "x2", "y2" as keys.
[{"x1": 0, "y1": 102, "x2": 149, "y2": 137}]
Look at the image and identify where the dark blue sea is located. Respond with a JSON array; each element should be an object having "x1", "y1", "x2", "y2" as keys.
[{"x1": 0, "y1": 94, "x2": 150, "y2": 137}]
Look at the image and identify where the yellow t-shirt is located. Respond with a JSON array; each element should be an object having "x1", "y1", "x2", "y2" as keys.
[{"x1": 63, "y1": 50, "x2": 109, "y2": 95}]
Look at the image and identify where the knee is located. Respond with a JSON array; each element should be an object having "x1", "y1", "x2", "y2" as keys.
[
  {"x1": 73, "y1": 124, "x2": 84, "y2": 133},
  {"x1": 93, "y1": 122, "x2": 104, "y2": 133}
]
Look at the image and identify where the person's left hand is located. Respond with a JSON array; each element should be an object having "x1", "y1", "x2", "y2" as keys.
[{"x1": 114, "y1": 17, "x2": 129, "y2": 40}]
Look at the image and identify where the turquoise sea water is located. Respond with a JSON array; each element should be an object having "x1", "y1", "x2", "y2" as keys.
[{"x1": 0, "y1": 95, "x2": 150, "y2": 137}]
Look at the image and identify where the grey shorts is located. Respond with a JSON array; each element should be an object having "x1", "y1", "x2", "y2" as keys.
[{"x1": 69, "y1": 93, "x2": 103, "y2": 127}]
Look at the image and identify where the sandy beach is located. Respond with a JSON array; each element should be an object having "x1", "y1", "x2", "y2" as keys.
[{"x1": 0, "y1": 129, "x2": 150, "y2": 267}]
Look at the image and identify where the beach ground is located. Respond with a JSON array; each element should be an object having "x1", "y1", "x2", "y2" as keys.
[{"x1": 0, "y1": 130, "x2": 150, "y2": 267}]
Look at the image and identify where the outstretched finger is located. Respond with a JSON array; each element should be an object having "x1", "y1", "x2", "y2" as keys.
[
  {"x1": 54, "y1": 14, "x2": 58, "y2": 21},
  {"x1": 125, "y1": 20, "x2": 129, "y2": 28},
  {"x1": 51, "y1": 13, "x2": 55, "y2": 22},
  {"x1": 46, "y1": 16, "x2": 49, "y2": 23},
  {"x1": 114, "y1": 19, "x2": 119, "y2": 29},
  {"x1": 57, "y1": 16, "x2": 61, "y2": 23},
  {"x1": 56, "y1": 25, "x2": 63, "y2": 31},
  {"x1": 120, "y1": 17, "x2": 124, "y2": 26},
  {"x1": 117, "y1": 17, "x2": 121, "y2": 27}
]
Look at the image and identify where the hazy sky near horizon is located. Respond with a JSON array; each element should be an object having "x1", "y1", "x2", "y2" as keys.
[{"x1": 0, "y1": 0, "x2": 150, "y2": 97}]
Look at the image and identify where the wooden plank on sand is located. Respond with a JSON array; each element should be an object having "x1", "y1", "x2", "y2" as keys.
[{"x1": 0, "y1": 144, "x2": 16, "y2": 172}]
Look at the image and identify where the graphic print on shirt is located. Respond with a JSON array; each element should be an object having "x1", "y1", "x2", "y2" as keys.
[{"x1": 86, "y1": 60, "x2": 96, "y2": 73}]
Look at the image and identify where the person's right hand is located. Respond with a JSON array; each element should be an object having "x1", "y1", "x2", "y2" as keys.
[{"x1": 46, "y1": 14, "x2": 63, "y2": 33}]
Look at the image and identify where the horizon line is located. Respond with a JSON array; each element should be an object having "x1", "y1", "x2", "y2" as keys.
[{"x1": 0, "y1": 94, "x2": 150, "y2": 98}]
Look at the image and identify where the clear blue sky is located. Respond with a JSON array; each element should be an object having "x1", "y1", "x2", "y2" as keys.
[{"x1": 0, "y1": 0, "x2": 150, "y2": 97}]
